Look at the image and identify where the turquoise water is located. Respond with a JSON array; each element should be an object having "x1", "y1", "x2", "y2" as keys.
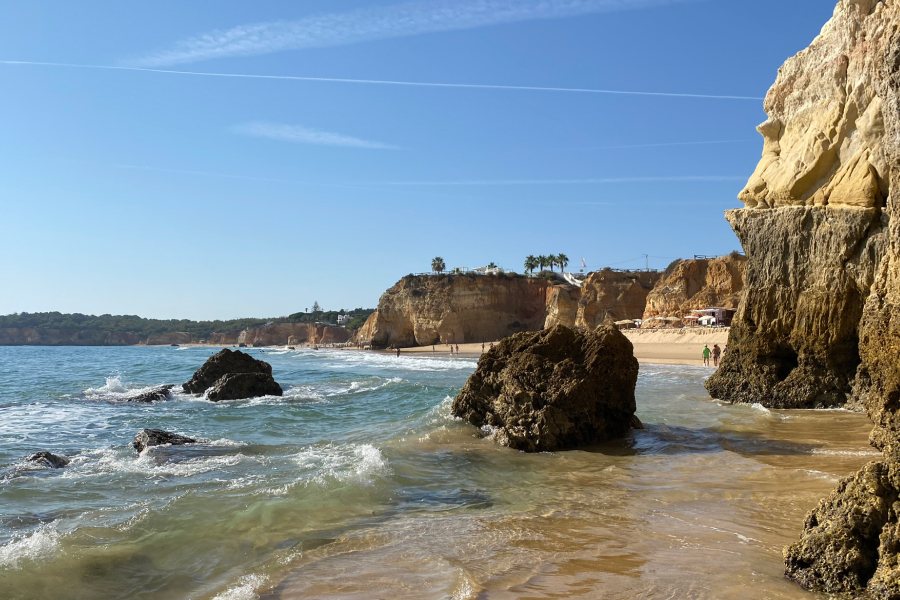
[{"x1": 0, "y1": 346, "x2": 879, "y2": 599}]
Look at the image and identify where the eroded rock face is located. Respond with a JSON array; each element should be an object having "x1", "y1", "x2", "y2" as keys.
[
  {"x1": 360, "y1": 274, "x2": 556, "y2": 348},
  {"x1": 238, "y1": 322, "x2": 351, "y2": 347},
  {"x1": 706, "y1": 0, "x2": 893, "y2": 409},
  {"x1": 713, "y1": 0, "x2": 900, "y2": 595},
  {"x1": 642, "y1": 255, "x2": 746, "y2": 321},
  {"x1": 451, "y1": 325, "x2": 639, "y2": 452},
  {"x1": 132, "y1": 429, "x2": 196, "y2": 452},
  {"x1": 182, "y1": 349, "x2": 280, "y2": 399},
  {"x1": 785, "y1": 461, "x2": 900, "y2": 595},
  {"x1": 707, "y1": 207, "x2": 883, "y2": 408},
  {"x1": 575, "y1": 270, "x2": 661, "y2": 329}
]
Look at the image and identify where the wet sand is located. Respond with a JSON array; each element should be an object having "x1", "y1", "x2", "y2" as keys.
[{"x1": 395, "y1": 329, "x2": 731, "y2": 366}]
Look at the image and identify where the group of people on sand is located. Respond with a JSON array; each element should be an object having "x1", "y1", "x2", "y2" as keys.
[{"x1": 702, "y1": 343, "x2": 724, "y2": 367}]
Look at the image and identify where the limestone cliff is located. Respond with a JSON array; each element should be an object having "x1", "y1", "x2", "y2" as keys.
[
  {"x1": 576, "y1": 269, "x2": 662, "y2": 329},
  {"x1": 706, "y1": 0, "x2": 892, "y2": 409},
  {"x1": 0, "y1": 327, "x2": 142, "y2": 345},
  {"x1": 641, "y1": 255, "x2": 746, "y2": 321},
  {"x1": 699, "y1": 0, "x2": 900, "y2": 595},
  {"x1": 237, "y1": 322, "x2": 351, "y2": 347},
  {"x1": 360, "y1": 274, "x2": 553, "y2": 348}
]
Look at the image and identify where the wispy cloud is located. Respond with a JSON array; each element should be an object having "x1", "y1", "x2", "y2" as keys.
[
  {"x1": 364, "y1": 175, "x2": 744, "y2": 185},
  {"x1": 130, "y1": 0, "x2": 697, "y2": 67},
  {"x1": 0, "y1": 60, "x2": 763, "y2": 101},
  {"x1": 232, "y1": 121, "x2": 398, "y2": 150}
]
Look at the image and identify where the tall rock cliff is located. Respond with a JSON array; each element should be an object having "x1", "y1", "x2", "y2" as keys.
[
  {"x1": 576, "y1": 269, "x2": 662, "y2": 328},
  {"x1": 700, "y1": 0, "x2": 900, "y2": 596},
  {"x1": 641, "y1": 255, "x2": 746, "y2": 320},
  {"x1": 706, "y1": 0, "x2": 891, "y2": 409},
  {"x1": 359, "y1": 274, "x2": 553, "y2": 348}
]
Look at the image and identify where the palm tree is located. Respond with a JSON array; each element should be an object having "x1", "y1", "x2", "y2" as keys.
[
  {"x1": 524, "y1": 255, "x2": 537, "y2": 275},
  {"x1": 487, "y1": 261, "x2": 497, "y2": 269},
  {"x1": 557, "y1": 253, "x2": 569, "y2": 273},
  {"x1": 547, "y1": 255, "x2": 556, "y2": 272},
  {"x1": 431, "y1": 256, "x2": 446, "y2": 274}
]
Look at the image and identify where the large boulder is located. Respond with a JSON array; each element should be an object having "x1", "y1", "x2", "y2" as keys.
[
  {"x1": 133, "y1": 429, "x2": 197, "y2": 452},
  {"x1": 451, "y1": 324, "x2": 639, "y2": 452},
  {"x1": 182, "y1": 349, "x2": 281, "y2": 400},
  {"x1": 206, "y1": 372, "x2": 284, "y2": 401}
]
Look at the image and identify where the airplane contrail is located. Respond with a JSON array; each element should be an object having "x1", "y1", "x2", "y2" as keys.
[{"x1": 0, "y1": 60, "x2": 764, "y2": 101}]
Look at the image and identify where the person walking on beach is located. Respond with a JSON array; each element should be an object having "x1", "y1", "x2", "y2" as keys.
[
  {"x1": 455, "y1": 344, "x2": 459, "y2": 354},
  {"x1": 396, "y1": 347, "x2": 400, "y2": 357},
  {"x1": 712, "y1": 344, "x2": 721, "y2": 367},
  {"x1": 702, "y1": 344, "x2": 711, "y2": 366}
]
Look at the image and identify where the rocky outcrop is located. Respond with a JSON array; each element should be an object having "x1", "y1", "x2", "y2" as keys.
[
  {"x1": 126, "y1": 384, "x2": 175, "y2": 403},
  {"x1": 133, "y1": 429, "x2": 197, "y2": 452},
  {"x1": 576, "y1": 269, "x2": 662, "y2": 329},
  {"x1": 451, "y1": 324, "x2": 639, "y2": 452},
  {"x1": 237, "y1": 322, "x2": 351, "y2": 347},
  {"x1": 701, "y1": 0, "x2": 900, "y2": 596},
  {"x1": 642, "y1": 255, "x2": 746, "y2": 321},
  {"x1": 206, "y1": 372, "x2": 283, "y2": 401},
  {"x1": 360, "y1": 274, "x2": 554, "y2": 348},
  {"x1": 182, "y1": 349, "x2": 282, "y2": 399},
  {"x1": 27, "y1": 452, "x2": 70, "y2": 469},
  {"x1": 705, "y1": 0, "x2": 892, "y2": 409},
  {"x1": 785, "y1": 461, "x2": 900, "y2": 595}
]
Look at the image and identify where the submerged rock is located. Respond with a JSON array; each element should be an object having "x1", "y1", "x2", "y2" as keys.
[
  {"x1": 182, "y1": 348, "x2": 281, "y2": 400},
  {"x1": 206, "y1": 372, "x2": 283, "y2": 401},
  {"x1": 27, "y1": 452, "x2": 70, "y2": 469},
  {"x1": 132, "y1": 429, "x2": 197, "y2": 452},
  {"x1": 126, "y1": 384, "x2": 175, "y2": 403},
  {"x1": 451, "y1": 324, "x2": 639, "y2": 452}
]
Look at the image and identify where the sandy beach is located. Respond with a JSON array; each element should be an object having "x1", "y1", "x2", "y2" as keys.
[{"x1": 395, "y1": 328, "x2": 730, "y2": 366}]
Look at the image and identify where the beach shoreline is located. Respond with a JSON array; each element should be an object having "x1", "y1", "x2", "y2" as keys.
[{"x1": 383, "y1": 328, "x2": 730, "y2": 366}]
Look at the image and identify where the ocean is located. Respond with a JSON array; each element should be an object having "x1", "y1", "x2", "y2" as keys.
[{"x1": 0, "y1": 345, "x2": 878, "y2": 599}]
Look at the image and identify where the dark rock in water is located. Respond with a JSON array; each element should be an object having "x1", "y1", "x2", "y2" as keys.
[
  {"x1": 182, "y1": 349, "x2": 277, "y2": 397},
  {"x1": 451, "y1": 324, "x2": 639, "y2": 452},
  {"x1": 206, "y1": 372, "x2": 283, "y2": 402},
  {"x1": 132, "y1": 429, "x2": 197, "y2": 453},
  {"x1": 127, "y1": 384, "x2": 175, "y2": 403},
  {"x1": 27, "y1": 452, "x2": 70, "y2": 469},
  {"x1": 784, "y1": 461, "x2": 900, "y2": 596}
]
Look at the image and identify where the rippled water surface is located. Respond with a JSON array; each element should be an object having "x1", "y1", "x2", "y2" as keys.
[{"x1": 0, "y1": 346, "x2": 878, "y2": 599}]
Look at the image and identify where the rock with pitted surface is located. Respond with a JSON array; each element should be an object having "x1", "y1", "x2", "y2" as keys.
[
  {"x1": 132, "y1": 429, "x2": 197, "y2": 452},
  {"x1": 784, "y1": 461, "x2": 900, "y2": 596},
  {"x1": 27, "y1": 452, "x2": 70, "y2": 469},
  {"x1": 182, "y1": 349, "x2": 276, "y2": 394},
  {"x1": 451, "y1": 324, "x2": 639, "y2": 452},
  {"x1": 206, "y1": 372, "x2": 283, "y2": 401}
]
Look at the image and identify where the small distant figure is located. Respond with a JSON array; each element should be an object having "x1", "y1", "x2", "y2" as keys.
[
  {"x1": 396, "y1": 347, "x2": 400, "y2": 357},
  {"x1": 702, "y1": 344, "x2": 711, "y2": 366},
  {"x1": 455, "y1": 344, "x2": 459, "y2": 354},
  {"x1": 432, "y1": 344, "x2": 435, "y2": 352},
  {"x1": 712, "y1": 343, "x2": 722, "y2": 367},
  {"x1": 481, "y1": 342, "x2": 485, "y2": 352},
  {"x1": 449, "y1": 345, "x2": 454, "y2": 355}
]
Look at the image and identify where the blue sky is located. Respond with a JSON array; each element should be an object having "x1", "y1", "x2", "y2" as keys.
[{"x1": 0, "y1": 1, "x2": 835, "y2": 320}]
